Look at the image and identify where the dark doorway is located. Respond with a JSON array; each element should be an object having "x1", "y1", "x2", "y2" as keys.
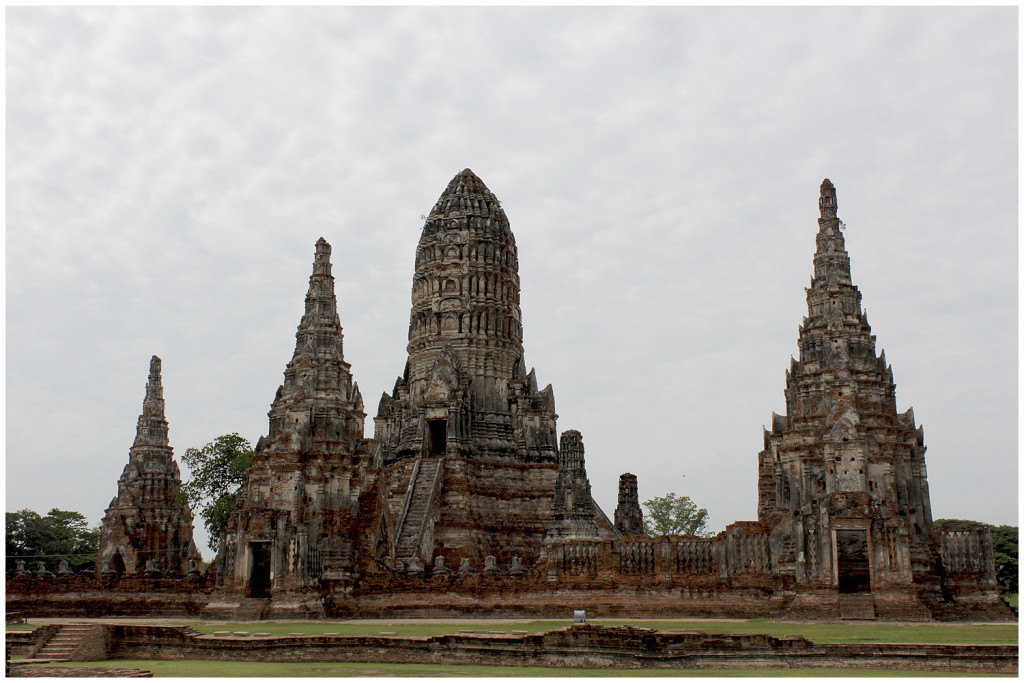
[
  {"x1": 249, "y1": 542, "x2": 272, "y2": 598},
  {"x1": 111, "y1": 552, "x2": 126, "y2": 578},
  {"x1": 427, "y1": 419, "x2": 447, "y2": 457},
  {"x1": 835, "y1": 529, "x2": 870, "y2": 593}
]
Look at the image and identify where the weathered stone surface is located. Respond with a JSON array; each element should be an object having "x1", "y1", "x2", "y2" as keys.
[
  {"x1": 613, "y1": 473, "x2": 644, "y2": 535},
  {"x1": 6, "y1": 575, "x2": 212, "y2": 617},
  {"x1": 51, "y1": 173, "x2": 1005, "y2": 622},
  {"x1": 371, "y1": 170, "x2": 614, "y2": 570},
  {"x1": 215, "y1": 239, "x2": 372, "y2": 601},
  {"x1": 546, "y1": 431, "x2": 611, "y2": 543},
  {"x1": 12, "y1": 623, "x2": 1016, "y2": 674},
  {"x1": 97, "y1": 359, "x2": 200, "y2": 578},
  {"x1": 754, "y1": 180, "x2": 1007, "y2": 617}
]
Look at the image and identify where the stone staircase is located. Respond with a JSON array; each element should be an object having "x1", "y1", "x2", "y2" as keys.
[
  {"x1": 233, "y1": 597, "x2": 272, "y2": 620},
  {"x1": 394, "y1": 457, "x2": 443, "y2": 564},
  {"x1": 33, "y1": 624, "x2": 95, "y2": 661},
  {"x1": 838, "y1": 592, "x2": 876, "y2": 620},
  {"x1": 200, "y1": 596, "x2": 271, "y2": 621}
]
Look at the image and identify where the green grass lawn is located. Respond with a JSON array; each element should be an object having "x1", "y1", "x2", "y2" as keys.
[
  {"x1": 20, "y1": 659, "x2": 1010, "y2": 677},
  {"x1": 5, "y1": 623, "x2": 37, "y2": 631},
  {"x1": 180, "y1": 618, "x2": 1018, "y2": 645}
]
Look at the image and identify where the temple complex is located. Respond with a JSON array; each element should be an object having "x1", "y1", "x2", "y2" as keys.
[
  {"x1": 97, "y1": 356, "x2": 200, "y2": 577},
  {"x1": 30, "y1": 172, "x2": 1006, "y2": 623}
]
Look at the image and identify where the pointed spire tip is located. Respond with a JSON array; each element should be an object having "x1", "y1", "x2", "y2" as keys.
[{"x1": 819, "y1": 178, "x2": 838, "y2": 219}]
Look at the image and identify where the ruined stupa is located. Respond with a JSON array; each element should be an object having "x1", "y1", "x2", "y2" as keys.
[
  {"x1": 97, "y1": 356, "x2": 200, "y2": 576},
  {"x1": 372, "y1": 169, "x2": 616, "y2": 569},
  {"x1": 613, "y1": 473, "x2": 644, "y2": 535},
  {"x1": 756, "y1": 179, "x2": 997, "y2": 618},
  {"x1": 546, "y1": 430, "x2": 604, "y2": 543},
  {"x1": 214, "y1": 238, "x2": 372, "y2": 611}
]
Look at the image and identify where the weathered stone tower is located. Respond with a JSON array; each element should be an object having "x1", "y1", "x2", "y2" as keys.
[
  {"x1": 758, "y1": 179, "x2": 940, "y2": 615},
  {"x1": 97, "y1": 356, "x2": 200, "y2": 576},
  {"x1": 373, "y1": 169, "x2": 613, "y2": 570},
  {"x1": 216, "y1": 239, "x2": 371, "y2": 609},
  {"x1": 546, "y1": 430, "x2": 602, "y2": 543},
  {"x1": 614, "y1": 473, "x2": 644, "y2": 535}
]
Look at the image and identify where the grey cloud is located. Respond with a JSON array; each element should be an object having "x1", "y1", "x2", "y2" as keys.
[{"x1": 7, "y1": 7, "x2": 1016, "y2": 556}]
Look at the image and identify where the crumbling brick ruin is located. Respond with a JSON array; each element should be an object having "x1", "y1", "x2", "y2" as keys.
[
  {"x1": 371, "y1": 170, "x2": 616, "y2": 573},
  {"x1": 546, "y1": 430, "x2": 613, "y2": 544},
  {"x1": 757, "y1": 179, "x2": 941, "y2": 618},
  {"x1": 14, "y1": 172, "x2": 1009, "y2": 622},
  {"x1": 96, "y1": 356, "x2": 201, "y2": 578},
  {"x1": 614, "y1": 473, "x2": 644, "y2": 535},
  {"x1": 211, "y1": 238, "x2": 372, "y2": 617}
]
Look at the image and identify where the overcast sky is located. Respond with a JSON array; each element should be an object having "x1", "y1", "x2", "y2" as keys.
[{"x1": 7, "y1": 7, "x2": 1017, "y2": 557}]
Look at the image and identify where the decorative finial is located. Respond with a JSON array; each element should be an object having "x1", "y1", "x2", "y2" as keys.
[
  {"x1": 134, "y1": 354, "x2": 168, "y2": 447},
  {"x1": 145, "y1": 355, "x2": 164, "y2": 406},
  {"x1": 312, "y1": 238, "x2": 332, "y2": 277},
  {"x1": 819, "y1": 178, "x2": 837, "y2": 219}
]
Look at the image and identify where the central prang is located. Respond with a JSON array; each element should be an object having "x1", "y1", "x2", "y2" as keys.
[{"x1": 373, "y1": 169, "x2": 618, "y2": 569}]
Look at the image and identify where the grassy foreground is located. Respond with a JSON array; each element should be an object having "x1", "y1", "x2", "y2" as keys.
[{"x1": 23, "y1": 660, "x2": 1009, "y2": 677}]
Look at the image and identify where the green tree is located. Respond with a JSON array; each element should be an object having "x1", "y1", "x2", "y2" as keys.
[
  {"x1": 5, "y1": 508, "x2": 100, "y2": 573},
  {"x1": 990, "y1": 525, "x2": 1018, "y2": 595},
  {"x1": 933, "y1": 519, "x2": 1018, "y2": 595},
  {"x1": 179, "y1": 433, "x2": 254, "y2": 552},
  {"x1": 642, "y1": 491, "x2": 709, "y2": 537}
]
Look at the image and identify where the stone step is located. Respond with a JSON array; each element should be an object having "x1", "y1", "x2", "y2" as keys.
[
  {"x1": 839, "y1": 593, "x2": 876, "y2": 620},
  {"x1": 394, "y1": 459, "x2": 442, "y2": 561}
]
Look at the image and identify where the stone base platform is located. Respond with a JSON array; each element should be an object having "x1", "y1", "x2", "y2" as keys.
[
  {"x1": 10, "y1": 623, "x2": 1010, "y2": 674},
  {"x1": 8, "y1": 664, "x2": 153, "y2": 677}
]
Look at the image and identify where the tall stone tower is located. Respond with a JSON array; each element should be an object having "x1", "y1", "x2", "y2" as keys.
[
  {"x1": 98, "y1": 356, "x2": 200, "y2": 576},
  {"x1": 217, "y1": 239, "x2": 371, "y2": 604},
  {"x1": 758, "y1": 180, "x2": 934, "y2": 600},
  {"x1": 373, "y1": 169, "x2": 612, "y2": 569}
]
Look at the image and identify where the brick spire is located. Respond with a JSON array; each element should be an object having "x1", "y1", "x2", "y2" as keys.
[
  {"x1": 263, "y1": 237, "x2": 362, "y2": 444},
  {"x1": 547, "y1": 430, "x2": 600, "y2": 541},
  {"x1": 614, "y1": 473, "x2": 644, "y2": 535},
  {"x1": 99, "y1": 355, "x2": 200, "y2": 576},
  {"x1": 132, "y1": 355, "x2": 169, "y2": 448},
  {"x1": 292, "y1": 237, "x2": 344, "y2": 363},
  {"x1": 758, "y1": 179, "x2": 930, "y2": 555},
  {"x1": 812, "y1": 178, "x2": 852, "y2": 286}
]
